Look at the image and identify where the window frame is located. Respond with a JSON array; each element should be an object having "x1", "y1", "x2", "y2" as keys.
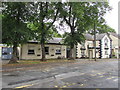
[
  {"x1": 55, "y1": 48, "x2": 61, "y2": 55},
  {"x1": 28, "y1": 49, "x2": 35, "y2": 55},
  {"x1": 45, "y1": 47, "x2": 49, "y2": 55},
  {"x1": 105, "y1": 50, "x2": 108, "y2": 55}
]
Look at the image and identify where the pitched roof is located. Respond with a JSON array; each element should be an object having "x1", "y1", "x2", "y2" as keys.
[
  {"x1": 28, "y1": 37, "x2": 63, "y2": 44},
  {"x1": 84, "y1": 33, "x2": 110, "y2": 41},
  {"x1": 109, "y1": 32, "x2": 120, "y2": 39},
  {"x1": 96, "y1": 33, "x2": 107, "y2": 40},
  {"x1": 84, "y1": 34, "x2": 93, "y2": 41},
  {"x1": 48, "y1": 37, "x2": 63, "y2": 44}
]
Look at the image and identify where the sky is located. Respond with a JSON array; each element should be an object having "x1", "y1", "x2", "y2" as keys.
[{"x1": 104, "y1": 0, "x2": 120, "y2": 33}]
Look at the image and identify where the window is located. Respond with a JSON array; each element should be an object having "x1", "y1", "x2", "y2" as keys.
[
  {"x1": 56, "y1": 48, "x2": 61, "y2": 55},
  {"x1": 28, "y1": 45, "x2": 35, "y2": 55},
  {"x1": 45, "y1": 47, "x2": 49, "y2": 55},
  {"x1": 28, "y1": 50, "x2": 35, "y2": 55},
  {"x1": 104, "y1": 38, "x2": 108, "y2": 43},
  {"x1": 105, "y1": 50, "x2": 108, "y2": 55},
  {"x1": 2, "y1": 47, "x2": 7, "y2": 52},
  {"x1": 2, "y1": 52, "x2": 8, "y2": 55},
  {"x1": 104, "y1": 38, "x2": 108, "y2": 48},
  {"x1": 81, "y1": 50, "x2": 85, "y2": 57}
]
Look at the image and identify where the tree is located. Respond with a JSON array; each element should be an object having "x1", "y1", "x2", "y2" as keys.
[
  {"x1": 88, "y1": 23, "x2": 116, "y2": 35},
  {"x1": 97, "y1": 24, "x2": 116, "y2": 34},
  {"x1": 2, "y1": 2, "x2": 32, "y2": 63},
  {"x1": 59, "y1": 2, "x2": 111, "y2": 59},
  {"x1": 48, "y1": 29, "x2": 62, "y2": 38},
  {"x1": 58, "y1": 2, "x2": 87, "y2": 59},
  {"x1": 85, "y1": 2, "x2": 112, "y2": 35},
  {"x1": 27, "y1": 2, "x2": 60, "y2": 61}
]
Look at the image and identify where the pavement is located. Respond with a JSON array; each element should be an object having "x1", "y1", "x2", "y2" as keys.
[{"x1": 1, "y1": 59, "x2": 119, "y2": 89}]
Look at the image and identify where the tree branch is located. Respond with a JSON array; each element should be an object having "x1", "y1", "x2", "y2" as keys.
[
  {"x1": 46, "y1": 5, "x2": 59, "y2": 31},
  {"x1": 72, "y1": 13, "x2": 76, "y2": 28},
  {"x1": 64, "y1": 16, "x2": 72, "y2": 27},
  {"x1": 45, "y1": 2, "x2": 48, "y2": 15},
  {"x1": 69, "y1": 4, "x2": 72, "y2": 24}
]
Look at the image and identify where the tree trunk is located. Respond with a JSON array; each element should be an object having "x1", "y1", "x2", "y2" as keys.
[
  {"x1": 69, "y1": 26, "x2": 75, "y2": 60},
  {"x1": 41, "y1": 42, "x2": 46, "y2": 61},
  {"x1": 8, "y1": 43, "x2": 18, "y2": 64},
  {"x1": 69, "y1": 46, "x2": 75, "y2": 60}
]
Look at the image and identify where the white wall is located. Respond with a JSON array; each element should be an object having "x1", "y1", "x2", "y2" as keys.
[
  {"x1": 76, "y1": 40, "x2": 100, "y2": 58},
  {"x1": 21, "y1": 43, "x2": 66, "y2": 60},
  {"x1": 101, "y1": 35, "x2": 111, "y2": 58},
  {"x1": 0, "y1": 47, "x2": 1, "y2": 58},
  {"x1": 76, "y1": 35, "x2": 112, "y2": 59},
  {"x1": 109, "y1": 35, "x2": 119, "y2": 58}
]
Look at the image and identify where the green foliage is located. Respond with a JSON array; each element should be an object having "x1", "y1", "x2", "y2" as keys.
[
  {"x1": 2, "y1": 2, "x2": 32, "y2": 46},
  {"x1": 88, "y1": 24, "x2": 116, "y2": 35},
  {"x1": 63, "y1": 32, "x2": 85, "y2": 48},
  {"x1": 58, "y1": 2, "x2": 111, "y2": 58},
  {"x1": 27, "y1": 22, "x2": 39, "y2": 31},
  {"x1": 49, "y1": 28, "x2": 62, "y2": 38},
  {"x1": 59, "y1": 2, "x2": 88, "y2": 48},
  {"x1": 27, "y1": 2, "x2": 60, "y2": 43},
  {"x1": 0, "y1": 14, "x2": 4, "y2": 19},
  {"x1": 26, "y1": 2, "x2": 61, "y2": 60},
  {"x1": 97, "y1": 24, "x2": 116, "y2": 34},
  {"x1": 59, "y1": 2, "x2": 111, "y2": 46}
]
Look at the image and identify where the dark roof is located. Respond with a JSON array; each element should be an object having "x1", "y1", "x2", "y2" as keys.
[
  {"x1": 47, "y1": 38, "x2": 63, "y2": 44},
  {"x1": 84, "y1": 34, "x2": 93, "y2": 41},
  {"x1": 28, "y1": 37, "x2": 63, "y2": 44},
  {"x1": 109, "y1": 32, "x2": 120, "y2": 39},
  {"x1": 84, "y1": 33, "x2": 110, "y2": 41},
  {"x1": 96, "y1": 33, "x2": 107, "y2": 40}
]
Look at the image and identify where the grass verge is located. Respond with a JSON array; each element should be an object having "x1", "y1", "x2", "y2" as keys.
[{"x1": 2, "y1": 59, "x2": 76, "y2": 67}]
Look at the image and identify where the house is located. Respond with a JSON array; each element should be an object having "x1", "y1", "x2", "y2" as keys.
[
  {"x1": 76, "y1": 33, "x2": 112, "y2": 59},
  {"x1": 20, "y1": 37, "x2": 67, "y2": 60},
  {"x1": 108, "y1": 32, "x2": 120, "y2": 58}
]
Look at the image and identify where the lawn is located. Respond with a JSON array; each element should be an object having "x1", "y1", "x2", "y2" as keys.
[{"x1": 2, "y1": 59, "x2": 76, "y2": 67}]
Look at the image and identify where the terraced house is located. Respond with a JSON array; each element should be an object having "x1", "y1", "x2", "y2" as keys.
[
  {"x1": 76, "y1": 33, "x2": 112, "y2": 59},
  {"x1": 108, "y1": 32, "x2": 120, "y2": 58}
]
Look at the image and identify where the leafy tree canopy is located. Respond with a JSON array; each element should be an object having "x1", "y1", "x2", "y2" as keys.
[
  {"x1": 2, "y1": 2, "x2": 33, "y2": 63},
  {"x1": 2, "y1": 2, "x2": 33, "y2": 46}
]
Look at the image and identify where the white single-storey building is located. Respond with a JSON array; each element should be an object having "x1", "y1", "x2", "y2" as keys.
[{"x1": 20, "y1": 37, "x2": 67, "y2": 60}]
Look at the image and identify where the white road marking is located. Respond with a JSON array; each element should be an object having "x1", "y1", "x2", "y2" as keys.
[{"x1": 113, "y1": 79, "x2": 118, "y2": 81}]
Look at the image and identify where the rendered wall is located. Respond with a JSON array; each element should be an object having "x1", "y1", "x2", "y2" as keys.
[{"x1": 20, "y1": 43, "x2": 66, "y2": 60}]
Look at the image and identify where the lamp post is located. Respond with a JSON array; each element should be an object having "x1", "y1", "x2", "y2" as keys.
[{"x1": 94, "y1": 21, "x2": 96, "y2": 61}]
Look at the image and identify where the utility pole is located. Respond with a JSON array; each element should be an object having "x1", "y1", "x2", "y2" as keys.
[{"x1": 94, "y1": 21, "x2": 96, "y2": 61}]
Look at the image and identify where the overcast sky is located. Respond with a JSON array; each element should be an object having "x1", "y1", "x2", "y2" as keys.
[{"x1": 104, "y1": 0, "x2": 119, "y2": 33}]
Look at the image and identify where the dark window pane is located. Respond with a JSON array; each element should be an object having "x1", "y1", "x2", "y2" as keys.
[
  {"x1": 56, "y1": 48, "x2": 61, "y2": 55},
  {"x1": 45, "y1": 47, "x2": 49, "y2": 55},
  {"x1": 28, "y1": 50, "x2": 35, "y2": 54}
]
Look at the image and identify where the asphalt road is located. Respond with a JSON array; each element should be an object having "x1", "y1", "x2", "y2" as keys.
[{"x1": 2, "y1": 59, "x2": 119, "y2": 89}]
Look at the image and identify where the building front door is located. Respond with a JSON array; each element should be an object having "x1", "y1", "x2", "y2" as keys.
[{"x1": 89, "y1": 50, "x2": 93, "y2": 59}]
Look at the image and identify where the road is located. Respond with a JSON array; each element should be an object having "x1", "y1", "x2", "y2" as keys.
[{"x1": 2, "y1": 59, "x2": 119, "y2": 89}]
